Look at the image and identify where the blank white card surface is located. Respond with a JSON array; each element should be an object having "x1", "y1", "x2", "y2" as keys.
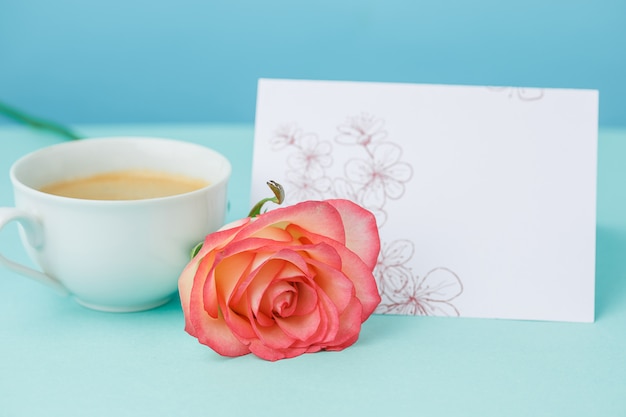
[{"x1": 251, "y1": 79, "x2": 598, "y2": 322}]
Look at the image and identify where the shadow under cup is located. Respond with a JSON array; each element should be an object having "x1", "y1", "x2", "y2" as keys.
[{"x1": 7, "y1": 137, "x2": 231, "y2": 312}]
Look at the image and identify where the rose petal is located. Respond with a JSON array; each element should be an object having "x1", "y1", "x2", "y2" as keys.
[
  {"x1": 178, "y1": 258, "x2": 201, "y2": 333},
  {"x1": 248, "y1": 340, "x2": 308, "y2": 362},
  {"x1": 271, "y1": 234, "x2": 380, "y2": 321},
  {"x1": 247, "y1": 260, "x2": 292, "y2": 316},
  {"x1": 249, "y1": 225, "x2": 293, "y2": 242},
  {"x1": 286, "y1": 234, "x2": 343, "y2": 270},
  {"x1": 275, "y1": 302, "x2": 322, "y2": 341},
  {"x1": 312, "y1": 287, "x2": 340, "y2": 345},
  {"x1": 305, "y1": 256, "x2": 355, "y2": 313},
  {"x1": 290, "y1": 280, "x2": 319, "y2": 316},
  {"x1": 237, "y1": 201, "x2": 347, "y2": 247},
  {"x1": 219, "y1": 288, "x2": 257, "y2": 341},
  {"x1": 249, "y1": 313, "x2": 296, "y2": 350},
  {"x1": 216, "y1": 217, "x2": 251, "y2": 233},
  {"x1": 244, "y1": 250, "x2": 310, "y2": 314},
  {"x1": 256, "y1": 276, "x2": 319, "y2": 318},
  {"x1": 328, "y1": 200, "x2": 380, "y2": 269},
  {"x1": 262, "y1": 280, "x2": 297, "y2": 317},
  {"x1": 180, "y1": 221, "x2": 249, "y2": 323},
  {"x1": 211, "y1": 239, "x2": 302, "y2": 307},
  {"x1": 319, "y1": 240, "x2": 381, "y2": 321},
  {"x1": 201, "y1": 218, "x2": 250, "y2": 255},
  {"x1": 213, "y1": 251, "x2": 256, "y2": 316},
  {"x1": 189, "y1": 251, "x2": 220, "y2": 319},
  {"x1": 323, "y1": 297, "x2": 363, "y2": 350},
  {"x1": 254, "y1": 309, "x2": 275, "y2": 327},
  {"x1": 189, "y1": 296, "x2": 250, "y2": 357}
]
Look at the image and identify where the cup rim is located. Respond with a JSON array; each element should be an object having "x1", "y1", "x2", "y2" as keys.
[{"x1": 10, "y1": 136, "x2": 232, "y2": 206}]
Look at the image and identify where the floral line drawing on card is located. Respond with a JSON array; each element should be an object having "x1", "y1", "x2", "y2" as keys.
[
  {"x1": 268, "y1": 113, "x2": 464, "y2": 316},
  {"x1": 487, "y1": 86, "x2": 544, "y2": 101},
  {"x1": 375, "y1": 239, "x2": 463, "y2": 316},
  {"x1": 269, "y1": 124, "x2": 334, "y2": 202},
  {"x1": 334, "y1": 113, "x2": 412, "y2": 226}
]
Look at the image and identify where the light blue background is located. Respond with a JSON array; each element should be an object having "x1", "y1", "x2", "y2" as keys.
[{"x1": 1, "y1": 0, "x2": 625, "y2": 126}]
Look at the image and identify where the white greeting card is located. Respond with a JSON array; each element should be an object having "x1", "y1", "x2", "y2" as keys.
[{"x1": 251, "y1": 79, "x2": 598, "y2": 322}]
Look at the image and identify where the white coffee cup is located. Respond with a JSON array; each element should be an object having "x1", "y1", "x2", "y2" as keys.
[{"x1": 0, "y1": 137, "x2": 231, "y2": 312}]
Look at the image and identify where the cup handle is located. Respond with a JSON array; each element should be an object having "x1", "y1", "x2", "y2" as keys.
[{"x1": 0, "y1": 208, "x2": 69, "y2": 295}]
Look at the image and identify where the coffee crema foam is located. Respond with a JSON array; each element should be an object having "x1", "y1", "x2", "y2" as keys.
[{"x1": 39, "y1": 169, "x2": 209, "y2": 201}]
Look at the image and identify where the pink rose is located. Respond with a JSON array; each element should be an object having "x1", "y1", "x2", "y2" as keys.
[{"x1": 178, "y1": 199, "x2": 381, "y2": 361}]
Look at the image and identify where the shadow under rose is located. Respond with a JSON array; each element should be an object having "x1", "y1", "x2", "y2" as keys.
[{"x1": 595, "y1": 225, "x2": 626, "y2": 319}]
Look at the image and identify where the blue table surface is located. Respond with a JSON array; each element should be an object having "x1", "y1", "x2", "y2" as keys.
[{"x1": 1, "y1": 124, "x2": 625, "y2": 417}]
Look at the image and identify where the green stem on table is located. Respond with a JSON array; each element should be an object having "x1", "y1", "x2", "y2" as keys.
[{"x1": 0, "y1": 100, "x2": 82, "y2": 140}]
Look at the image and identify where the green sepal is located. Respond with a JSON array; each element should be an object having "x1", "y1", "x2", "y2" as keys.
[{"x1": 248, "y1": 180, "x2": 285, "y2": 218}]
